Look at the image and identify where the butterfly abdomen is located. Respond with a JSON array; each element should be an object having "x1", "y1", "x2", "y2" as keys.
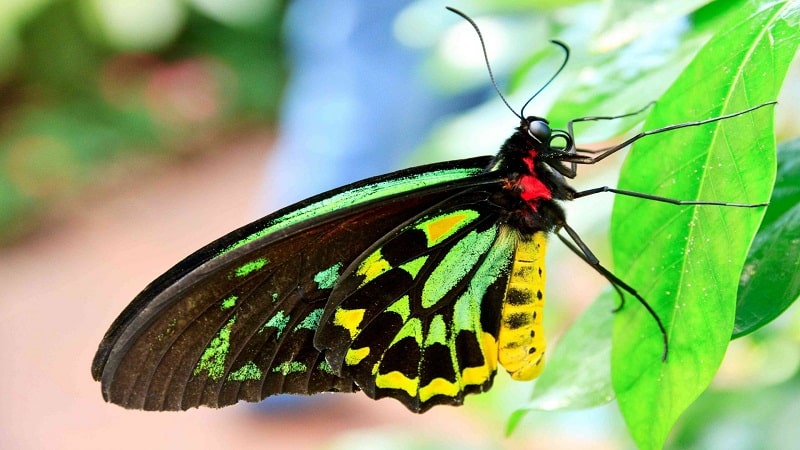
[{"x1": 497, "y1": 232, "x2": 547, "y2": 380}]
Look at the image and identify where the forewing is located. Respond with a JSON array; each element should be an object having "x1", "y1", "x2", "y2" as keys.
[
  {"x1": 316, "y1": 188, "x2": 518, "y2": 412},
  {"x1": 92, "y1": 157, "x2": 497, "y2": 410}
]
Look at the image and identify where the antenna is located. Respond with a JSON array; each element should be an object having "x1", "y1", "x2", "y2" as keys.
[
  {"x1": 446, "y1": 7, "x2": 521, "y2": 120},
  {"x1": 520, "y1": 40, "x2": 569, "y2": 118},
  {"x1": 446, "y1": 7, "x2": 570, "y2": 120}
]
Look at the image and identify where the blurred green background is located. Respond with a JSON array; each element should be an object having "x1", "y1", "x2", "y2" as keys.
[
  {"x1": 0, "y1": 0, "x2": 285, "y2": 242},
  {"x1": 1, "y1": 1, "x2": 798, "y2": 449}
]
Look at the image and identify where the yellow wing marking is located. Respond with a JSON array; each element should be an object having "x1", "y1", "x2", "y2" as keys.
[
  {"x1": 356, "y1": 250, "x2": 391, "y2": 286},
  {"x1": 333, "y1": 308, "x2": 366, "y2": 339},
  {"x1": 463, "y1": 331, "x2": 498, "y2": 385},
  {"x1": 373, "y1": 331, "x2": 498, "y2": 402},
  {"x1": 344, "y1": 347, "x2": 370, "y2": 365},
  {"x1": 419, "y1": 378, "x2": 459, "y2": 402},
  {"x1": 375, "y1": 371, "x2": 419, "y2": 397}
]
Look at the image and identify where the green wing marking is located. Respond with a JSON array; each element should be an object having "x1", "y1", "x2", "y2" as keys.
[
  {"x1": 313, "y1": 263, "x2": 343, "y2": 290},
  {"x1": 228, "y1": 361, "x2": 262, "y2": 381},
  {"x1": 316, "y1": 191, "x2": 517, "y2": 412},
  {"x1": 221, "y1": 162, "x2": 489, "y2": 255},
  {"x1": 193, "y1": 316, "x2": 236, "y2": 381},
  {"x1": 91, "y1": 158, "x2": 493, "y2": 411}
]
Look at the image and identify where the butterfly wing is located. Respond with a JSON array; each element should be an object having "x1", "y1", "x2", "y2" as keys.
[
  {"x1": 92, "y1": 157, "x2": 497, "y2": 410},
  {"x1": 315, "y1": 187, "x2": 520, "y2": 412}
]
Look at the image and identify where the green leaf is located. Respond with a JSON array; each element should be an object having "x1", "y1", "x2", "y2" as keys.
[
  {"x1": 507, "y1": 292, "x2": 615, "y2": 435},
  {"x1": 598, "y1": 0, "x2": 715, "y2": 48},
  {"x1": 547, "y1": 0, "x2": 740, "y2": 142},
  {"x1": 609, "y1": 1, "x2": 800, "y2": 449},
  {"x1": 734, "y1": 138, "x2": 800, "y2": 337}
]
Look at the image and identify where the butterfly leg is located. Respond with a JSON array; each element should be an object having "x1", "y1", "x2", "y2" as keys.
[
  {"x1": 568, "y1": 102, "x2": 656, "y2": 154},
  {"x1": 550, "y1": 103, "x2": 657, "y2": 180},
  {"x1": 561, "y1": 101, "x2": 776, "y2": 166},
  {"x1": 555, "y1": 231, "x2": 626, "y2": 312},
  {"x1": 556, "y1": 222, "x2": 669, "y2": 361},
  {"x1": 548, "y1": 102, "x2": 653, "y2": 179},
  {"x1": 572, "y1": 186, "x2": 769, "y2": 207}
]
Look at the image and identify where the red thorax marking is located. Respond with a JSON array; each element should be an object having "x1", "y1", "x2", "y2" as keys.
[{"x1": 519, "y1": 156, "x2": 552, "y2": 207}]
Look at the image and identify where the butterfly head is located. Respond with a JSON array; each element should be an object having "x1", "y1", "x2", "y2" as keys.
[
  {"x1": 524, "y1": 116, "x2": 551, "y2": 144},
  {"x1": 521, "y1": 116, "x2": 573, "y2": 158}
]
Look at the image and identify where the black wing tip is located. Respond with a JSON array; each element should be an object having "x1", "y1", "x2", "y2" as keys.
[{"x1": 370, "y1": 388, "x2": 467, "y2": 414}]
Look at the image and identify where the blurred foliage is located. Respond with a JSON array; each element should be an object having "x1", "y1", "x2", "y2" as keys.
[
  {"x1": 0, "y1": 0, "x2": 286, "y2": 243},
  {"x1": 735, "y1": 138, "x2": 800, "y2": 339}
]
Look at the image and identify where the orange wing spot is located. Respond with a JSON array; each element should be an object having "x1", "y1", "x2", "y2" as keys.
[
  {"x1": 423, "y1": 213, "x2": 466, "y2": 246},
  {"x1": 417, "y1": 210, "x2": 479, "y2": 247}
]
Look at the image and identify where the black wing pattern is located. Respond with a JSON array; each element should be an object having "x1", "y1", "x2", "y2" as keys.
[
  {"x1": 91, "y1": 157, "x2": 499, "y2": 410},
  {"x1": 315, "y1": 188, "x2": 520, "y2": 412}
]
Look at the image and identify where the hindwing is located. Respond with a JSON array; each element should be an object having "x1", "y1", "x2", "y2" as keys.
[{"x1": 315, "y1": 189, "x2": 520, "y2": 412}]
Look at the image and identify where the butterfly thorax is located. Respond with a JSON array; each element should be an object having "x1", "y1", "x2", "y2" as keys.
[{"x1": 489, "y1": 118, "x2": 573, "y2": 236}]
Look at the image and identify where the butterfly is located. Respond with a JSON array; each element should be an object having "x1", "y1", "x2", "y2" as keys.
[{"x1": 91, "y1": 8, "x2": 773, "y2": 414}]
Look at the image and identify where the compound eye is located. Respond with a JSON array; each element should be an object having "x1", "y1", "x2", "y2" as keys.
[{"x1": 527, "y1": 120, "x2": 551, "y2": 143}]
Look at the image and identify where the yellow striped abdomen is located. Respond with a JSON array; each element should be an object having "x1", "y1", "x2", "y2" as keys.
[{"x1": 497, "y1": 232, "x2": 547, "y2": 380}]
